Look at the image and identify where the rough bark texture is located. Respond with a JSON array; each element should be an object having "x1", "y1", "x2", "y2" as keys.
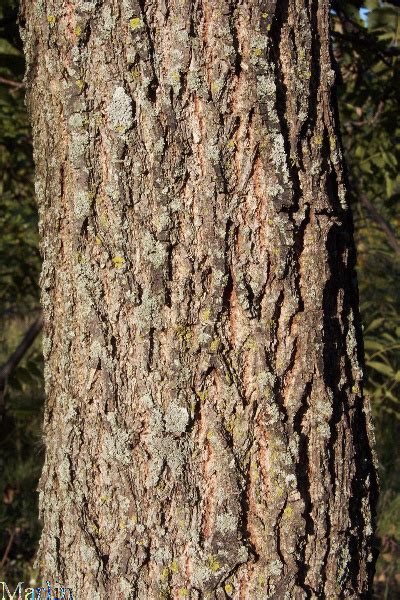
[{"x1": 21, "y1": 0, "x2": 378, "y2": 598}]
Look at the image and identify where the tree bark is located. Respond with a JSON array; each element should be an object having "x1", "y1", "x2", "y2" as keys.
[{"x1": 20, "y1": 0, "x2": 378, "y2": 597}]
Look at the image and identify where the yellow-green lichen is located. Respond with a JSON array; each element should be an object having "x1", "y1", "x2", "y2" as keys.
[
  {"x1": 201, "y1": 308, "x2": 211, "y2": 322},
  {"x1": 130, "y1": 68, "x2": 140, "y2": 79},
  {"x1": 75, "y1": 252, "x2": 86, "y2": 264},
  {"x1": 89, "y1": 522, "x2": 99, "y2": 535},
  {"x1": 176, "y1": 324, "x2": 193, "y2": 342},
  {"x1": 170, "y1": 560, "x2": 179, "y2": 574},
  {"x1": 208, "y1": 555, "x2": 220, "y2": 573},
  {"x1": 313, "y1": 134, "x2": 323, "y2": 147},
  {"x1": 160, "y1": 567, "x2": 169, "y2": 581},
  {"x1": 210, "y1": 338, "x2": 220, "y2": 352},
  {"x1": 47, "y1": 15, "x2": 56, "y2": 26},
  {"x1": 225, "y1": 582, "x2": 233, "y2": 594},
  {"x1": 251, "y1": 460, "x2": 260, "y2": 481},
  {"x1": 170, "y1": 71, "x2": 180, "y2": 83},
  {"x1": 112, "y1": 256, "x2": 125, "y2": 268},
  {"x1": 130, "y1": 17, "x2": 142, "y2": 30},
  {"x1": 283, "y1": 506, "x2": 293, "y2": 519},
  {"x1": 210, "y1": 80, "x2": 222, "y2": 94},
  {"x1": 243, "y1": 337, "x2": 257, "y2": 351},
  {"x1": 259, "y1": 137, "x2": 269, "y2": 151},
  {"x1": 225, "y1": 416, "x2": 234, "y2": 434},
  {"x1": 196, "y1": 390, "x2": 207, "y2": 402}
]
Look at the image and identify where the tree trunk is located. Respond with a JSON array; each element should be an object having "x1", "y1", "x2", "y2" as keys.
[{"x1": 21, "y1": 0, "x2": 378, "y2": 597}]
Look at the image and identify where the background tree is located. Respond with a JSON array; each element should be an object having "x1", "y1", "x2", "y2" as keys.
[{"x1": 19, "y1": 0, "x2": 378, "y2": 597}]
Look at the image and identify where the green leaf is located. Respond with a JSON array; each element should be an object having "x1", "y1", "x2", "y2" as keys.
[
  {"x1": 367, "y1": 361, "x2": 395, "y2": 377},
  {"x1": 366, "y1": 317, "x2": 385, "y2": 332}
]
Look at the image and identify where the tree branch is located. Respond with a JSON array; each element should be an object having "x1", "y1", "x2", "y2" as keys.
[
  {"x1": 0, "y1": 314, "x2": 43, "y2": 415},
  {"x1": 0, "y1": 529, "x2": 15, "y2": 569},
  {"x1": 332, "y1": 30, "x2": 400, "y2": 61},
  {"x1": 360, "y1": 195, "x2": 400, "y2": 257},
  {"x1": 0, "y1": 76, "x2": 24, "y2": 89}
]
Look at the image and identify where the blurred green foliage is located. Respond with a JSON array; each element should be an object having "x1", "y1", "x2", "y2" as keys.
[
  {"x1": 0, "y1": 0, "x2": 398, "y2": 595},
  {"x1": 0, "y1": 0, "x2": 39, "y2": 315},
  {"x1": 333, "y1": 1, "x2": 400, "y2": 596},
  {"x1": 0, "y1": 0, "x2": 43, "y2": 583},
  {"x1": 0, "y1": 321, "x2": 43, "y2": 583}
]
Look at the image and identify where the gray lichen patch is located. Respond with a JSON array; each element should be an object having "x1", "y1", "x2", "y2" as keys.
[
  {"x1": 215, "y1": 512, "x2": 237, "y2": 533},
  {"x1": 142, "y1": 230, "x2": 167, "y2": 268},
  {"x1": 164, "y1": 402, "x2": 189, "y2": 434},
  {"x1": 143, "y1": 432, "x2": 185, "y2": 488},
  {"x1": 270, "y1": 133, "x2": 290, "y2": 183},
  {"x1": 206, "y1": 140, "x2": 220, "y2": 164},
  {"x1": 256, "y1": 73, "x2": 276, "y2": 98},
  {"x1": 73, "y1": 190, "x2": 91, "y2": 220},
  {"x1": 133, "y1": 288, "x2": 163, "y2": 332},
  {"x1": 107, "y1": 86, "x2": 134, "y2": 133},
  {"x1": 102, "y1": 5, "x2": 116, "y2": 34},
  {"x1": 152, "y1": 209, "x2": 171, "y2": 233},
  {"x1": 68, "y1": 131, "x2": 89, "y2": 163},
  {"x1": 153, "y1": 137, "x2": 165, "y2": 155},
  {"x1": 187, "y1": 68, "x2": 203, "y2": 93},
  {"x1": 102, "y1": 412, "x2": 132, "y2": 465},
  {"x1": 68, "y1": 112, "x2": 85, "y2": 128},
  {"x1": 267, "y1": 183, "x2": 284, "y2": 198},
  {"x1": 80, "y1": 2, "x2": 96, "y2": 13}
]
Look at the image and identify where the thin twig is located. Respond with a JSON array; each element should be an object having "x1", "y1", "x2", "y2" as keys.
[
  {"x1": 0, "y1": 76, "x2": 24, "y2": 89},
  {"x1": 352, "y1": 101, "x2": 385, "y2": 127},
  {"x1": 360, "y1": 195, "x2": 400, "y2": 258},
  {"x1": 0, "y1": 529, "x2": 15, "y2": 569},
  {"x1": 0, "y1": 314, "x2": 43, "y2": 414}
]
